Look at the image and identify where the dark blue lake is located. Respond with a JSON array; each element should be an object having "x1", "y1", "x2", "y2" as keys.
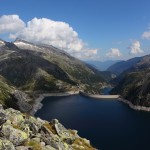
[{"x1": 35, "y1": 94, "x2": 150, "y2": 150}]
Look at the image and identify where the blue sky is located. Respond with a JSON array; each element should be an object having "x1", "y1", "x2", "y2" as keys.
[{"x1": 0, "y1": 0, "x2": 150, "y2": 60}]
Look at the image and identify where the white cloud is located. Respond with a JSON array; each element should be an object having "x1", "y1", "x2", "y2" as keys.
[
  {"x1": 76, "y1": 49, "x2": 99, "y2": 60},
  {"x1": 1, "y1": 15, "x2": 99, "y2": 60},
  {"x1": 106, "y1": 48, "x2": 122, "y2": 57},
  {"x1": 0, "y1": 15, "x2": 25, "y2": 33},
  {"x1": 11, "y1": 17, "x2": 84, "y2": 53},
  {"x1": 142, "y1": 26, "x2": 150, "y2": 40},
  {"x1": 129, "y1": 41, "x2": 144, "y2": 55}
]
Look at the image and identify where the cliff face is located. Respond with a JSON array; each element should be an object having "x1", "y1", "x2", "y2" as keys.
[
  {"x1": 0, "y1": 76, "x2": 32, "y2": 112},
  {"x1": 111, "y1": 55, "x2": 150, "y2": 107},
  {"x1": 0, "y1": 105, "x2": 96, "y2": 150}
]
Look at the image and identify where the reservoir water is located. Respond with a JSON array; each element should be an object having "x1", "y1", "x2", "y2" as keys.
[{"x1": 35, "y1": 94, "x2": 150, "y2": 150}]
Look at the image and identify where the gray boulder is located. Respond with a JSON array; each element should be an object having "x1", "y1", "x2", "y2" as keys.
[
  {"x1": 1, "y1": 125, "x2": 28, "y2": 146},
  {"x1": 12, "y1": 90, "x2": 32, "y2": 112}
]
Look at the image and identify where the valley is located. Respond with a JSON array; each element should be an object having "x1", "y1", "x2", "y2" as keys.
[
  {"x1": 1, "y1": 1, "x2": 150, "y2": 150},
  {"x1": 0, "y1": 38, "x2": 109, "y2": 112},
  {"x1": 0, "y1": 38, "x2": 150, "y2": 150},
  {"x1": 0, "y1": 38, "x2": 150, "y2": 113}
]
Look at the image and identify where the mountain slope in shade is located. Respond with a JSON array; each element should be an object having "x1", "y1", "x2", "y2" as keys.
[
  {"x1": 111, "y1": 55, "x2": 150, "y2": 107},
  {"x1": 107, "y1": 57, "x2": 142, "y2": 75}
]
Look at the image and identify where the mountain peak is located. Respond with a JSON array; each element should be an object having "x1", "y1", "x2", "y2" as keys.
[
  {"x1": 14, "y1": 38, "x2": 22, "y2": 42},
  {"x1": 14, "y1": 38, "x2": 35, "y2": 45},
  {"x1": 13, "y1": 38, "x2": 71, "y2": 57},
  {"x1": 13, "y1": 38, "x2": 40, "y2": 51}
]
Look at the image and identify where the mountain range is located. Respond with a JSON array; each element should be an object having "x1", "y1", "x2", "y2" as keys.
[
  {"x1": 107, "y1": 57, "x2": 142, "y2": 75},
  {"x1": 85, "y1": 60, "x2": 121, "y2": 71},
  {"x1": 0, "y1": 37, "x2": 150, "y2": 109},
  {"x1": 0, "y1": 38, "x2": 108, "y2": 109}
]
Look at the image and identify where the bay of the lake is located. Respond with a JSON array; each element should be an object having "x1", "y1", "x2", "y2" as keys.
[{"x1": 35, "y1": 94, "x2": 150, "y2": 150}]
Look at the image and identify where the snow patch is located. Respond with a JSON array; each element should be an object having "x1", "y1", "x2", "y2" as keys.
[
  {"x1": 0, "y1": 40, "x2": 5, "y2": 45},
  {"x1": 14, "y1": 41, "x2": 44, "y2": 53}
]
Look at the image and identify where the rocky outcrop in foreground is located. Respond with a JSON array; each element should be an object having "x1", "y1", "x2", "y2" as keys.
[{"x1": 0, "y1": 105, "x2": 96, "y2": 150}]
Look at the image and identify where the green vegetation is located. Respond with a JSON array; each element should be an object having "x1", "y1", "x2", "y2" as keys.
[
  {"x1": 0, "y1": 40, "x2": 107, "y2": 97},
  {"x1": 0, "y1": 39, "x2": 110, "y2": 110}
]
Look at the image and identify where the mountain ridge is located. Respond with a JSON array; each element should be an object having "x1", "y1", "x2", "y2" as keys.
[
  {"x1": 111, "y1": 54, "x2": 150, "y2": 107},
  {"x1": 85, "y1": 60, "x2": 121, "y2": 71},
  {"x1": 0, "y1": 38, "x2": 107, "y2": 110},
  {"x1": 107, "y1": 57, "x2": 142, "y2": 75}
]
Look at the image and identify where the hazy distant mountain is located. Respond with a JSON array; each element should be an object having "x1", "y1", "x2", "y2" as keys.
[
  {"x1": 85, "y1": 63, "x2": 117, "y2": 82},
  {"x1": 0, "y1": 38, "x2": 108, "y2": 107},
  {"x1": 111, "y1": 55, "x2": 150, "y2": 107},
  {"x1": 107, "y1": 57, "x2": 142, "y2": 75},
  {"x1": 85, "y1": 60, "x2": 121, "y2": 71}
]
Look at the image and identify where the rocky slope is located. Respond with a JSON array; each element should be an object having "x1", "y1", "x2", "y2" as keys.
[
  {"x1": 0, "y1": 38, "x2": 107, "y2": 109},
  {"x1": 111, "y1": 55, "x2": 150, "y2": 107},
  {"x1": 0, "y1": 105, "x2": 96, "y2": 150},
  {"x1": 0, "y1": 75, "x2": 31, "y2": 111}
]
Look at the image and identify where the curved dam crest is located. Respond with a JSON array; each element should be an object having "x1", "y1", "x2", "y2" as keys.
[{"x1": 79, "y1": 91, "x2": 120, "y2": 99}]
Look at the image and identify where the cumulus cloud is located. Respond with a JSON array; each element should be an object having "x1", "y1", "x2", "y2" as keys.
[
  {"x1": 10, "y1": 17, "x2": 84, "y2": 53},
  {"x1": 1, "y1": 15, "x2": 99, "y2": 60},
  {"x1": 129, "y1": 41, "x2": 143, "y2": 55},
  {"x1": 0, "y1": 15, "x2": 25, "y2": 33},
  {"x1": 106, "y1": 48, "x2": 122, "y2": 57},
  {"x1": 142, "y1": 26, "x2": 150, "y2": 40}
]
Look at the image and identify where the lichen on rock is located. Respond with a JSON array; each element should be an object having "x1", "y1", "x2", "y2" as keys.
[{"x1": 0, "y1": 139, "x2": 15, "y2": 150}]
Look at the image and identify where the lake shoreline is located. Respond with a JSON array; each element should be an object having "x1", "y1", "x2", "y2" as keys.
[
  {"x1": 80, "y1": 91, "x2": 150, "y2": 112},
  {"x1": 30, "y1": 90, "x2": 150, "y2": 115},
  {"x1": 34, "y1": 90, "x2": 150, "y2": 150},
  {"x1": 118, "y1": 98, "x2": 150, "y2": 112},
  {"x1": 30, "y1": 91, "x2": 79, "y2": 115}
]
